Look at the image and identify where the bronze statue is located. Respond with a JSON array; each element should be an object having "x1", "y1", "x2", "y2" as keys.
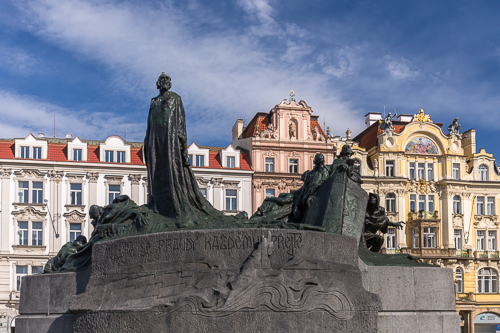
[
  {"x1": 44, "y1": 235, "x2": 87, "y2": 273},
  {"x1": 363, "y1": 193, "x2": 404, "y2": 252},
  {"x1": 144, "y1": 73, "x2": 221, "y2": 223}
]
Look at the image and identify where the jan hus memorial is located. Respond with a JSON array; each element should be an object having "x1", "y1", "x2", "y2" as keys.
[{"x1": 17, "y1": 73, "x2": 460, "y2": 332}]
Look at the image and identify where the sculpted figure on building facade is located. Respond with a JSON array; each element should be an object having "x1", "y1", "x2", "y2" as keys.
[
  {"x1": 289, "y1": 121, "x2": 296, "y2": 138},
  {"x1": 363, "y1": 193, "x2": 405, "y2": 252},
  {"x1": 144, "y1": 72, "x2": 222, "y2": 223},
  {"x1": 447, "y1": 117, "x2": 462, "y2": 139},
  {"x1": 380, "y1": 109, "x2": 397, "y2": 132},
  {"x1": 312, "y1": 126, "x2": 325, "y2": 141}
]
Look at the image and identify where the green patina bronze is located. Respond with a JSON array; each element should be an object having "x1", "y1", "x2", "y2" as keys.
[{"x1": 44, "y1": 73, "x2": 421, "y2": 274}]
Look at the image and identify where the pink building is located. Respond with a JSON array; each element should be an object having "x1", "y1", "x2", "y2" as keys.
[{"x1": 233, "y1": 97, "x2": 336, "y2": 213}]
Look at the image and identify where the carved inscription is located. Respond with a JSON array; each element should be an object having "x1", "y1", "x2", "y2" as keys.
[
  {"x1": 205, "y1": 234, "x2": 259, "y2": 251},
  {"x1": 159, "y1": 237, "x2": 197, "y2": 252},
  {"x1": 271, "y1": 232, "x2": 302, "y2": 255}
]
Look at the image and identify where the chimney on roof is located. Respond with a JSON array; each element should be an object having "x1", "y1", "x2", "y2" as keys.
[
  {"x1": 365, "y1": 112, "x2": 382, "y2": 128},
  {"x1": 65, "y1": 134, "x2": 72, "y2": 139},
  {"x1": 38, "y1": 133, "x2": 45, "y2": 138},
  {"x1": 232, "y1": 119, "x2": 244, "y2": 142},
  {"x1": 396, "y1": 114, "x2": 413, "y2": 122}
]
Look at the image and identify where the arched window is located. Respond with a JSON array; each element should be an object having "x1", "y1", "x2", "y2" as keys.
[
  {"x1": 453, "y1": 196, "x2": 461, "y2": 214},
  {"x1": 478, "y1": 268, "x2": 498, "y2": 293},
  {"x1": 386, "y1": 193, "x2": 396, "y2": 212},
  {"x1": 456, "y1": 267, "x2": 463, "y2": 293},
  {"x1": 479, "y1": 164, "x2": 489, "y2": 181}
]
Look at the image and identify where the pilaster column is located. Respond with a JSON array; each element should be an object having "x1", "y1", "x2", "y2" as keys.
[
  {"x1": 49, "y1": 170, "x2": 64, "y2": 254},
  {"x1": 212, "y1": 178, "x2": 223, "y2": 211},
  {"x1": 130, "y1": 174, "x2": 142, "y2": 204},
  {"x1": 88, "y1": 172, "x2": 99, "y2": 207},
  {"x1": 0, "y1": 169, "x2": 12, "y2": 253}
]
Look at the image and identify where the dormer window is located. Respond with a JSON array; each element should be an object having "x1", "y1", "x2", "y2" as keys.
[
  {"x1": 227, "y1": 156, "x2": 235, "y2": 168},
  {"x1": 117, "y1": 151, "x2": 125, "y2": 163},
  {"x1": 196, "y1": 155, "x2": 205, "y2": 167},
  {"x1": 73, "y1": 149, "x2": 82, "y2": 161},
  {"x1": 21, "y1": 147, "x2": 29, "y2": 159},
  {"x1": 105, "y1": 151, "x2": 114, "y2": 163},
  {"x1": 99, "y1": 136, "x2": 131, "y2": 163},
  {"x1": 187, "y1": 143, "x2": 210, "y2": 168}
]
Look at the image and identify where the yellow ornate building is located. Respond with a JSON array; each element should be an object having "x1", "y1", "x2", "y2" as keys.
[{"x1": 350, "y1": 109, "x2": 500, "y2": 333}]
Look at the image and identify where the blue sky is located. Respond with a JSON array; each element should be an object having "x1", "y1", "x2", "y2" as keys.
[{"x1": 0, "y1": 0, "x2": 499, "y2": 159}]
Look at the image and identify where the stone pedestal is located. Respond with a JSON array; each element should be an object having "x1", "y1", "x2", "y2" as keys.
[{"x1": 17, "y1": 229, "x2": 460, "y2": 332}]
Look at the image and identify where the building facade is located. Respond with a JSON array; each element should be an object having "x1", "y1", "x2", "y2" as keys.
[
  {"x1": 0, "y1": 133, "x2": 252, "y2": 328},
  {"x1": 351, "y1": 109, "x2": 500, "y2": 333},
  {"x1": 232, "y1": 97, "x2": 338, "y2": 212}
]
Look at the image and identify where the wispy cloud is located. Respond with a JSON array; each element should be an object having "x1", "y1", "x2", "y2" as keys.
[
  {"x1": 384, "y1": 56, "x2": 420, "y2": 80},
  {"x1": 9, "y1": 0, "x2": 361, "y2": 143},
  {"x1": 318, "y1": 47, "x2": 361, "y2": 79},
  {"x1": 0, "y1": 46, "x2": 41, "y2": 75}
]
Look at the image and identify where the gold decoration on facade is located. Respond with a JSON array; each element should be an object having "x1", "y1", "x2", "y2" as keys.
[
  {"x1": 413, "y1": 108, "x2": 432, "y2": 123},
  {"x1": 418, "y1": 179, "x2": 428, "y2": 193}
]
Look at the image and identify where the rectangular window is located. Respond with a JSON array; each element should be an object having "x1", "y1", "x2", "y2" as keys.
[
  {"x1": 265, "y1": 158, "x2": 275, "y2": 172},
  {"x1": 188, "y1": 154, "x2": 193, "y2": 166},
  {"x1": 227, "y1": 156, "x2": 235, "y2": 168},
  {"x1": 21, "y1": 146, "x2": 30, "y2": 159},
  {"x1": 428, "y1": 195, "x2": 435, "y2": 212},
  {"x1": 116, "y1": 151, "x2": 125, "y2": 163},
  {"x1": 31, "y1": 266, "x2": 43, "y2": 275},
  {"x1": 70, "y1": 183, "x2": 82, "y2": 205},
  {"x1": 18, "y1": 222, "x2": 28, "y2": 245},
  {"x1": 386, "y1": 228, "x2": 397, "y2": 249},
  {"x1": 410, "y1": 194, "x2": 416, "y2": 212},
  {"x1": 200, "y1": 188, "x2": 207, "y2": 199},
  {"x1": 195, "y1": 155, "x2": 205, "y2": 167},
  {"x1": 477, "y1": 230, "x2": 485, "y2": 251},
  {"x1": 385, "y1": 195, "x2": 396, "y2": 212},
  {"x1": 32, "y1": 222, "x2": 43, "y2": 246},
  {"x1": 412, "y1": 228, "x2": 420, "y2": 248},
  {"x1": 418, "y1": 195, "x2": 425, "y2": 212},
  {"x1": 453, "y1": 196, "x2": 461, "y2": 214},
  {"x1": 454, "y1": 229, "x2": 462, "y2": 250},
  {"x1": 385, "y1": 160, "x2": 395, "y2": 177},
  {"x1": 417, "y1": 163, "x2": 425, "y2": 180},
  {"x1": 16, "y1": 266, "x2": 28, "y2": 291},
  {"x1": 32, "y1": 182, "x2": 43, "y2": 204},
  {"x1": 453, "y1": 163, "x2": 460, "y2": 180},
  {"x1": 73, "y1": 148, "x2": 82, "y2": 161},
  {"x1": 409, "y1": 162, "x2": 415, "y2": 179},
  {"x1": 427, "y1": 164, "x2": 434, "y2": 181},
  {"x1": 105, "y1": 150, "x2": 114, "y2": 163},
  {"x1": 225, "y1": 189, "x2": 237, "y2": 211},
  {"x1": 289, "y1": 159, "x2": 299, "y2": 173},
  {"x1": 69, "y1": 223, "x2": 82, "y2": 242},
  {"x1": 18, "y1": 181, "x2": 29, "y2": 203},
  {"x1": 266, "y1": 189, "x2": 275, "y2": 198},
  {"x1": 477, "y1": 197, "x2": 485, "y2": 215},
  {"x1": 108, "y1": 185, "x2": 121, "y2": 204},
  {"x1": 487, "y1": 197, "x2": 495, "y2": 215},
  {"x1": 489, "y1": 231, "x2": 497, "y2": 251},
  {"x1": 33, "y1": 147, "x2": 42, "y2": 160},
  {"x1": 423, "y1": 227, "x2": 436, "y2": 248}
]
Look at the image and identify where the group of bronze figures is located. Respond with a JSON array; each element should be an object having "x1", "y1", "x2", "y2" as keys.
[{"x1": 44, "y1": 73, "x2": 405, "y2": 273}]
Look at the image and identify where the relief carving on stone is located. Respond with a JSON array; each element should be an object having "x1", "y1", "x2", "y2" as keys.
[
  {"x1": 64, "y1": 210, "x2": 87, "y2": 223},
  {"x1": 16, "y1": 169, "x2": 46, "y2": 179},
  {"x1": 222, "y1": 180, "x2": 240, "y2": 189},
  {"x1": 259, "y1": 123, "x2": 278, "y2": 139},
  {"x1": 66, "y1": 173, "x2": 86, "y2": 182},
  {"x1": 88, "y1": 172, "x2": 100, "y2": 183},
  {"x1": 129, "y1": 174, "x2": 143, "y2": 185},
  {"x1": 196, "y1": 177, "x2": 210, "y2": 186},
  {"x1": 12, "y1": 206, "x2": 47, "y2": 220},
  {"x1": 253, "y1": 180, "x2": 263, "y2": 190},
  {"x1": 0, "y1": 168, "x2": 12, "y2": 178},
  {"x1": 211, "y1": 177, "x2": 223, "y2": 187},
  {"x1": 105, "y1": 175, "x2": 124, "y2": 184},
  {"x1": 452, "y1": 214, "x2": 464, "y2": 228},
  {"x1": 474, "y1": 215, "x2": 498, "y2": 227},
  {"x1": 48, "y1": 170, "x2": 64, "y2": 180}
]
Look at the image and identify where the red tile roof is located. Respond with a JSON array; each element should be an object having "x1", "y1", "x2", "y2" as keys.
[
  {"x1": 354, "y1": 122, "x2": 408, "y2": 151},
  {"x1": 131, "y1": 147, "x2": 144, "y2": 165},
  {"x1": 88, "y1": 146, "x2": 100, "y2": 163},
  {"x1": 191, "y1": 148, "x2": 252, "y2": 171},
  {"x1": 0, "y1": 141, "x2": 14, "y2": 159},
  {"x1": 47, "y1": 144, "x2": 67, "y2": 161}
]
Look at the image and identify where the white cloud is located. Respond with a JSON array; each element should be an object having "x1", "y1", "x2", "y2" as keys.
[
  {"x1": 318, "y1": 47, "x2": 360, "y2": 79},
  {"x1": 0, "y1": 89, "x2": 144, "y2": 141},
  {"x1": 9, "y1": 0, "x2": 363, "y2": 143},
  {"x1": 0, "y1": 46, "x2": 40, "y2": 75},
  {"x1": 384, "y1": 57, "x2": 419, "y2": 80}
]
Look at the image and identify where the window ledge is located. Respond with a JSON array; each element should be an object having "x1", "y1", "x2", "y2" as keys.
[
  {"x1": 12, "y1": 202, "x2": 46, "y2": 210},
  {"x1": 65, "y1": 204, "x2": 86, "y2": 211}
]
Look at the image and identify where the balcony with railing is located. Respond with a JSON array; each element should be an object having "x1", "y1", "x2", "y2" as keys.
[
  {"x1": 383, "y1": 248, "x2": 402, "y2": 255},
  {"x1": 456, "y1": 249, "x2": 470, "y2": 257},
  {"x1": 475, "y1": 250, "x2": 499, "y2": 259},
  {"x1": 408, "y1": 210, "x2": 440, "y2": 221}
]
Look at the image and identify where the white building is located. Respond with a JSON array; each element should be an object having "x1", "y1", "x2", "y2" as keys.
[{"x1": 0, "y1": 133, "x2": 253, "y2": 327}]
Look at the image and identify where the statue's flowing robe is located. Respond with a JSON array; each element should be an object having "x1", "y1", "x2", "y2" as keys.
[{"x1": 144, "y1": 91, "x2": 220, "y2": 221}]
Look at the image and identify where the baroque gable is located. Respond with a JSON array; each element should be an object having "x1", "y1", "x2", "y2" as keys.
[{"x1": 12, "y1": 206, "x2": 47, "y2": 220}]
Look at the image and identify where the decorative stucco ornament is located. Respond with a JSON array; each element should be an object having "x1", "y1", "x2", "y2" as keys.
[{"x1": 413, "y1": 108, "x2": 432, "y2": 123}]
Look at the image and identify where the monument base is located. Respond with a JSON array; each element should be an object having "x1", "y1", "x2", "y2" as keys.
[{"x1": 17, "y1": 229, "x2": 459, "y2": 332}]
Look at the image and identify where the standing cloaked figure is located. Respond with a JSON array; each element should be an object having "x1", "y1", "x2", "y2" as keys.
[{"x1": 144, "y1": 73, "x2": 220, "y2": 222}]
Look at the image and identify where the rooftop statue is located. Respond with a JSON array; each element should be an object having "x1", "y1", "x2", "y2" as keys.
[
  {"x1": 447, "y1": 117, "x2": 462, "y2": 139},
  {"x1": 380, "y1": 109, "x2": 397, "y2": 132}
]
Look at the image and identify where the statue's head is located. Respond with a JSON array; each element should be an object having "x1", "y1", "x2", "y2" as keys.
[
  {"x1": 313, "y1": 153, "x2": 325, "y2": 167},
  {"x1": 339, "y1": 145, "x2": 353, "y2": 159},
  {"x1": 156, "y1": 72, "x2": 172, "y2": 92},
  {"x1": 73, "y1": 235, "x2": 87, "y2": 247},
  {"x1": 367, "y1": 193, "x2": 380, "y2": 211},
  {"x1": 89, "y1": 205, "x2": 102, "y2": 220}
]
